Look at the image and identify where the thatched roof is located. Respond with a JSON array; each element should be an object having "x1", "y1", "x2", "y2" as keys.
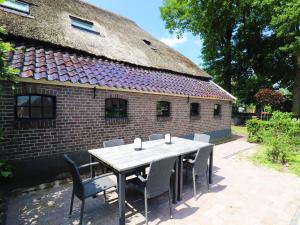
[{"x1": 0, "y1": 0, "x2": 211, "y2": 78}]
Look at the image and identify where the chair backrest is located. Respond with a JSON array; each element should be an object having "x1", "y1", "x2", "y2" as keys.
[
  {"x1": 193, "y1": 145, "x2": 214, "y2": 176},
  {"x1": 145, "y1": 156, "x2": 177, "y2": 198},
  {"x1": 148, "y1": 133, "x2": 163, "y2": 141},
  {"x1": 194, "y1": 133, "x2": 211, "y2": 143},
  {"x1": 64, "y1": 154, "x2": 84, "y2": 198},
  {"x1": 103, "y1": 139, "x2": 124, "y2": 148}
]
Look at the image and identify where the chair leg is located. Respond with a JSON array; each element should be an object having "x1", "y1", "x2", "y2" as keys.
[
  {"x1": 192, "y1": 169, "x2": 197, "y2": 198},
  {"x1": 79, "y1": 200, "x2": 85, "y2": 225},
  {"x1": 103, "y1": 190, "x2": 107, "y2": 202},
  {"x1": 144, "y1": 189, "x2": 148, "y2": 225},
  {"x1": 206, "y1": 170, "x2": 210, "y2": 191},
  {"x1": 168, "y1": 189, "x2": 173, "y2": 219},
  {"x1": 69, "y1": 188, "x2": 74, "y2": 216}
]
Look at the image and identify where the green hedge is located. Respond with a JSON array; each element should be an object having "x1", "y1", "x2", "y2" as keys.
[
  {"x1": 246, "y1": 118, "x2": 269, "y2": 143},
  {"x1": 247, "y1": 111, "x2": 300, "y2": 164}
]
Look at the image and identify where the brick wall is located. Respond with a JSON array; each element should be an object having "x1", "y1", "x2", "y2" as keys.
[{"x1": 0, "y1": 81, "x2": 232, "y2": 161}]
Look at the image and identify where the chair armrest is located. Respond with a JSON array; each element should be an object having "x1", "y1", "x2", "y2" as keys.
[
  {"x1": 78, "y1": 162, "x2": 99, "y2": 169},
  {"x1": 82, "y1": 172, "x2": 115, "y2": 184},
  {"x1": 136, "y1": 175, "x2": 147, "y2": 183},
  {"x1": 186, "y1": 159, "x2": 195, "y2": 164}
]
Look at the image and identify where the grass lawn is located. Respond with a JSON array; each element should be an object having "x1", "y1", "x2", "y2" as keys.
[
  {"x1": 251, "y1": 145, "x2": 300, "y2": 176},
  {"x1": 231, "y1": 125, "x2": 248, "y2": 136}
]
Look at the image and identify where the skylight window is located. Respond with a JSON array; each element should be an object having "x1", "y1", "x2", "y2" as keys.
[
  {"x1": 70, "y1": 16, "x2": 99, "y2": 34},
  {"x1": 1, "y1": 0, "x2": 30, "y2": 14},
  {"x1": 143, "y1": 39, "x2": 158, "y2": 51}
]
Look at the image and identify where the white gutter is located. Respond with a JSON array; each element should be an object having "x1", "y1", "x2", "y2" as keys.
[{"x1": 210, "y1": 80, "x2": 237, "y2": 101}]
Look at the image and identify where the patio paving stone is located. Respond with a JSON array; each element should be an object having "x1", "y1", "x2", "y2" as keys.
[{"x1": 6, "y1": 138, "x2": 300, "y2": 225}]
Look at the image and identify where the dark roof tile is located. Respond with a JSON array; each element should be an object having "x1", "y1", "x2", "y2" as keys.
[{"x1": 10, "y1": 42, "x2": 234, "y2": 100}]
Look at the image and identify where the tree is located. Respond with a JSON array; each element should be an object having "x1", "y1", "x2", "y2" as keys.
[
  {"x1": 160, "y1": 0, "x2": 241, "y2": 93},
  {"x1": 160, "y1": 0, "x2": 299, "y2": 114},
  {"x1": 262, "y1": 0, "x2": 300, "y2": 116},
  {"x1": 254, "y1": 88, "x2": 285, "y2": 111},
  {"x1": 0, "y1": 1, "x2": 18, "y2": 178}
]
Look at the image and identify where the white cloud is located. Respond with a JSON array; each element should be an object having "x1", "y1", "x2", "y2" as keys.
[{"x1": 160, "y1": 34, "x2": 187, "y2": 47}]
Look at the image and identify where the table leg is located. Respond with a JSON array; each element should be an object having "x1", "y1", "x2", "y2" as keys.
[
  {"x1": 118, "y1": 173, "x2": 126, "y2": 225},
  {"x1": 177, "y1": 155, "x2": 183, "y2": 201},
  {"x1": 172, "y1": 158, "x2": 178, "y2": 204},
  {"x1": 209, "y1": 149, "x2": 213, "y2": 184},
  {"x1": 90, "y1": 155, "x2": 95, "y2": 178}
]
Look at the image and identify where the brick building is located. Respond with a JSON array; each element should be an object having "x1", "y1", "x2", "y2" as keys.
[{"x1": 0, "y1": 0, "x2": 235, "y2": 186}]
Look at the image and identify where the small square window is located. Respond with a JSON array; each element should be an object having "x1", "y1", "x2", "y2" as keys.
[
  {"x1": 214, "y1": 104, "x2": 221, "y2": 117},
  {"x1": 1, "y1": 0, "x2": 30, "y2": 14},
  {"x1": 15, "y1": 95, "x2": 56, "y2": 119},
  {"x1": 70, "y1": 16, "x2": 99, "y2": 34},
  {"x1": 157, "y1": 101, "x2": 171, "y2": 117},
  {"x1": 105, "y1": 98, "x2": 128, "y2": 118},
  {"x1": 190, "y1": 103, "x2": 200, "y2": 117}
]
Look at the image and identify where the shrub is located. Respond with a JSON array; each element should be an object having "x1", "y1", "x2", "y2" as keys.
[
  {"x1": 0, "y1": 160, "x2": 13, "y2": 179},
  {"x1": 246, "y1": 118, "x2": 269, "y2": 143},
  {"x1": 248, "y1": 111, "x2": 300, "y2": 165},
  {"x1": 261, "y1": 130, "x2": 290, "y2": 163}
]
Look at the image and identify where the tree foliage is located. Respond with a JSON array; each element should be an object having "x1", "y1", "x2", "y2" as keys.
[
  {"x1": 0, "y1": 27, "x2": 17, "y2": 87},
  {"x1": 160, "y1": 0, "x2": 299, "y2": 104},
  {"x1": 254, "y1": 88, "x2": 285, "y2": 110}
]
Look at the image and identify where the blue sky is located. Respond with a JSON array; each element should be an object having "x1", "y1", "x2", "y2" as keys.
[{"x1": 86, "y1": 0, "x2": 204, "y2": 66}]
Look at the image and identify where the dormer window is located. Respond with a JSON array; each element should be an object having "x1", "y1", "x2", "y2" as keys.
[
  {"x1": 1, "y1": 0, "x2": 30, "y2": 14},
  {"x1": 70, "y1": 16, "x2": 99, "y2": 35}
]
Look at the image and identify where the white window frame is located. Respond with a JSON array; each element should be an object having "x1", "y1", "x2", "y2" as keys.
[
  {"x1": 1, "y1": 0, "x2": 30, "y2": 14},
  {"x1": 70, "y1": 16, "x2": 99, "y2": 34}
]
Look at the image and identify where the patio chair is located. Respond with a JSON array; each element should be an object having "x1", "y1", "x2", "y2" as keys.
[
  {"x1": 129, "y1": 156, "x2": 177, "y2": 225},
  {"x1": 185, "y1": 145, "x2": 213, "y2": 198},
  {"x1": 64, "y1": 154, "x2": 116, "y2": 225},
  {"x1": 103, "y1": 138, "x2": 124, "y2": 148},
  {"x1": 185, "y1": 133, "x2": 211, "y2": 160},
  {"x1": 148, "y1": 133, "x2": 163, "y2": 141}
]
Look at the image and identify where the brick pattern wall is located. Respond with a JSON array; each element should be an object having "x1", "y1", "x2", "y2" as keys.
[{"x1": 0, "y1": 81, "x2": 232, "y2": 161}]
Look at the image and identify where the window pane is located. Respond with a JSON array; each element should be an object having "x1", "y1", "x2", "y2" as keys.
[
  {"x1": 17, "y1": 96, "x2": 29, "y2": 106},
  {"x1": 17, "y1": 106, "x2": 29, "y2": 118},
  {"x1": 119, "y1": 100, "x2": 127, "y2": 117},
  {"x1": 1, "y1": 0, "x2": 30, "y2": 13},
  {"x1": 43, "y1": 96, "x2": 54, "y2": 107},
  {"x1": 43, "y1": 107, "x2": 54, "y2": 118},
  {"x1": 70, "y1": 16, "x2": 98, "y2": 34},
  {"x1": 214, "y1": 104, "x2": 221, "y2": 116},
  {"x1": 191, "y1": 103, "x2": 199, "y2": 116},
  {"x1": 31, "y1": 107, "x2": 42, "y2": 118},
  {"x1": 157, "y1": 101, "x2": 170, "y2": 117},
  {"x1": 31, "y1": 96, "x2": 42, "y2": 107},
  {"x1": 105, "y1": 98, "x2": 127, "y2": 118}
]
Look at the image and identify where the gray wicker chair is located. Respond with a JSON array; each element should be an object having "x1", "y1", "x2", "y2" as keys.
[
  {"x1": 103, "y1": 138, "x2": 124, "y2": 148},
  {"x1": 185, "y1": 145, "x2": 213, "y2": 198},
  {"x1": 129, "y1": 156, "x2": 177, "y2": 225},
  {"x1": 148, "y1": 133, "x2": 163, "y2": 141},
  {"x1": 64, "y1": 154, "x2": 116, "y2": 225},
  {"x1": 185, "y1": 133, "x2": 211, "y2": 160},
  {"x1": 194, "y1": 133, "x2": 211, "y2": 143}
]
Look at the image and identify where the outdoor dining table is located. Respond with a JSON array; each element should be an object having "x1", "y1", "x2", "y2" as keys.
[{"x1": 88, "y1": 137, "x2": 213, "y2": 225}]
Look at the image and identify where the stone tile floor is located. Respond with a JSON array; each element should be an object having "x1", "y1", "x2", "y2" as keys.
[{"x1": 6, "y1": 138, "x2": 300, "y2": 225}]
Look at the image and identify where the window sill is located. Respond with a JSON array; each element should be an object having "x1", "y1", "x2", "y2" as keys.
[
  {"x1": 156, "y1": 116, "x2": 172, "y2": 122},
  {"x1": 190, "y1": 116, "x2": 201, "y2": 120},
  {"x1": 14, "y1": 119, "x2": 56, "y2": 129},
  {"x1": 105, "y1": 117, "x2": 129, "y2": 125},
  {"x1": 214, "y1": 115, "x2": 222, "y2": 119}
]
